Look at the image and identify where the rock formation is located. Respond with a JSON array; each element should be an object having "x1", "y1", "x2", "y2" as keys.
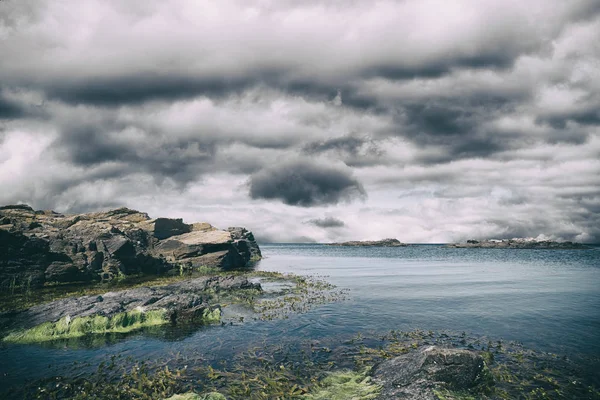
[
  {"x1": 1, "y1": 276, "x2": 260, "y2": 343},
  {"x1": 447, "y1": 238, "x2": 589, "y2": 249},
  {"x1": 372, "y1": 346, "x2": 492, "y2": 399},
  {"x1": 327, "y1": 238, "x2": 408, "y2": 247},
  {"x1": 0, "y1": 205, "x2": 261, "y2": 289}
]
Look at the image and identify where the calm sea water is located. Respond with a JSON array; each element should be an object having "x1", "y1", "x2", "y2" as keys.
[{"x1": 2, "y1": 244, "x2": 600, "y2": 389}]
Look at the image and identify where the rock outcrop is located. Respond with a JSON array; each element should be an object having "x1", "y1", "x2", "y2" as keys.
[
  {"x1": 0, "y1": 205, "x2": 262, "y2": 289},
  {"x1": 372, "y1": 346, "x2": 492, "y2": 399},
  {"x1": 447, "y1": 238, "x2": 589, "y2": 249},
  {"x1": 1, "y1": 276, "x2": 260, "y2": 343},
  {"x1": 327, "y1": 238, "x2": 408, "y2": 247}
]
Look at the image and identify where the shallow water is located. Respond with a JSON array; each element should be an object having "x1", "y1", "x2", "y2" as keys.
[{"x1": 1, "y1": 244, "x2": 600, "y2": 392}]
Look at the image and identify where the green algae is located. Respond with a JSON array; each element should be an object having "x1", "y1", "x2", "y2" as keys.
[
  {"x1": 303, "y1": 369, "x2": 381, "y2": 400},
  {"x1": 202, "y1": 307, "x2": 222, "y2": 323},
  {"x1": 3, "y1": 309, "x2": 168, "y2": 343}
]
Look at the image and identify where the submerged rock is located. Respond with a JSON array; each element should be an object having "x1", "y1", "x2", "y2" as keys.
[
  {"x1": 0, "y1": 205, "x2": 262, "y2": 288},
  {"x1": 447, "y1": 238, "x2": 589, "y2": 249},
  {"x1": 327, "y1": 238, "x2": 408, "y2": 247},
  {"x1": 2, "y1": 275, "x2": 260, "y2": 343},
  {"x1": 372, "y1": 346, "x2": 491, "y2": 399}
]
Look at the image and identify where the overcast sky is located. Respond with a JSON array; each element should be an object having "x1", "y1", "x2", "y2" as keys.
[{"x1": 1, "y1": 0, "x2": 599, "y2": 243}]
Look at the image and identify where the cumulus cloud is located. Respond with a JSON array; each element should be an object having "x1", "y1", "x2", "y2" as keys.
[{"x1": 249, "y1": 159, "x2": 366, "y2": 207}]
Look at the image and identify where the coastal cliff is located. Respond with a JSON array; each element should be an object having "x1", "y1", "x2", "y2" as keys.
[{"x1": 0, "y1": 204, "x2": 261, "y2": 289}]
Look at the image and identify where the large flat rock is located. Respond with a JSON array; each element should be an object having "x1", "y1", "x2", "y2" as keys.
[{"x1": 171, "y1": 230, "x2": 232, "y2": 245}]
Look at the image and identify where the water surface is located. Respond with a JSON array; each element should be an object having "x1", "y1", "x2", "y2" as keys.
[{"x1": 2, "y1": 244, "x2": 599, "y2": 390}]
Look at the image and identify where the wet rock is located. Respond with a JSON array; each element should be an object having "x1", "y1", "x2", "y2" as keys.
[
  {"x1": 372, "y1": 346, "x2": 490, "y2": 399},
  {"x1": 228, "y1": 227, "x2": 262, "y2": 260},
  {"x1": 2, "y1": 276, "x2": 261, "y2": 336}
]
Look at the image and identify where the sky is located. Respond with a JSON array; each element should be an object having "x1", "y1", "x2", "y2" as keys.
[{"x1": 1, "y1": 0, "x2": 599, "y2": 243}]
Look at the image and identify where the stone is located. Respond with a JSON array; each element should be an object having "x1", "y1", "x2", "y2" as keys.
[
  {"x1": 372, "y1": 346, "x2": 490, "y2": 399},
  {"x1": 228, "y1": 227, "x2": 262, "y2": 260},
  {"x1": 171, "y1": 230, "x2": 232, "y2": 245},
  {"x1": 0, "y1": 229, "x2": 53, "y2": 289},
  {"x1": 45, "y1": 261, "x2": 88, "y2": 283},
  {"x1": 140, "y1": 218, "x2": 191, "y2": 240}
]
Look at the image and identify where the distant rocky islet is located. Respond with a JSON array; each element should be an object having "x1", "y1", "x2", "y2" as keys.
[
  {"x1": 446, "y1": 238, "x2": 589, "y2": 249},
  {"x1": 327, "y1": 238, "x2": 409, "y2": 247}
]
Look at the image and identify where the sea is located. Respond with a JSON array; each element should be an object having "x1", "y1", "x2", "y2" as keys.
[{"x1": 1, "y1": 243, "x2": 600, "y2": 394}]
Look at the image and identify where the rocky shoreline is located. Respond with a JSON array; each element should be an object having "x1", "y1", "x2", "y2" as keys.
[
  {"x1": 327, "y1": 238, "x2": 408, "y2": 247},
  {"x1": 1, "y1": 275, "x2": 260, "y2": 344},
  {"x1": 0, "y1": 205, "x2": 261, "y2": 290},
  {"x1": 447, "y1": 238, "x2": 590, "y2": 249}
]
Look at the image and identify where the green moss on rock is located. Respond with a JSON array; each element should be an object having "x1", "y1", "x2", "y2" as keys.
[
  {"x1": 202, "y1": 307, "x2": 222, "y2": 323},
  {"x1": 3, "y1": 309, "x2": 168, "y2": 343},
  {"x1": 303, "y1": 369, "x2": 381, "y2": 400}
]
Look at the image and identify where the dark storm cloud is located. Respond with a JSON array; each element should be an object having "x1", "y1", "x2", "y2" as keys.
[
  {"x1": 0, "y1": 94, "x2": 25, "y2": 119},
  {"x1": 249, "y1": 159, "x2": 366, "y2": 207},
  {"x1": 537, "y1": 109, "x2": 600, "y2": 129},
  {"x1": 389, "y1": 100, "x2": 522, "y2": 164},
  {"x1": 44, "y1": 75, "x2": 264, "y2": 107},
  {"x1": 304, "y1": 136, "x2": 371, "y2": 155},
  {"x1": 302, "y1": 136, "x2": 386, "y2": 167},
  {"x1": 306, "y1": 217, "x2": 346, "y2": 228},
  {"x1": 367, "y1": 51, "x2": 519, "y2": 82},
  {"x1": 51, "y1": 121, "x2": 217, "y2": 185}
]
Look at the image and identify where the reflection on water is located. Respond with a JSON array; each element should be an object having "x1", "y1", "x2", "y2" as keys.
[{"x1": 1, "y1": 244, "x2": 599, "y2": 391}]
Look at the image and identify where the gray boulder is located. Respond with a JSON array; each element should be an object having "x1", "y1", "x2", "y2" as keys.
[{"x1": 372, "y1": 346, "x2": 490, "y2": 399}]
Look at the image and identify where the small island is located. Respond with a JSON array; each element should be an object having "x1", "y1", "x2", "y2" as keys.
[
  {"x1": 327, "y1": 238, "x2": 408, "y2": 247},
  {"x1": 447, "y1": 238, "x2": 590, "y2": 249}
]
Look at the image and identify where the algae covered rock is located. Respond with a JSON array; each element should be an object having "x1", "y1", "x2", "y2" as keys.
[
  {"x1": 0, "y1": 204, "x2": 262, "y2": 288},
  {"x1": 2, "y1": 275, "x2": 260, "y2": 343},
  {"x1": 372, "y1": 346, "x2": 491, "y2": 399}
]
